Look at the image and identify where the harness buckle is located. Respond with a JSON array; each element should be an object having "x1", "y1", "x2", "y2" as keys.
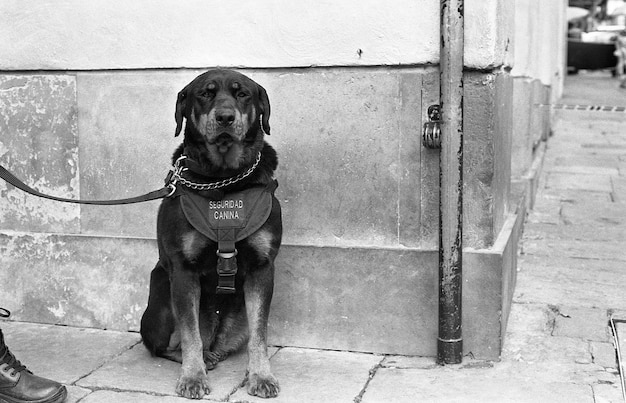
[{"x1": 216, "y1": 249, "x2": 238, "y2": 259}]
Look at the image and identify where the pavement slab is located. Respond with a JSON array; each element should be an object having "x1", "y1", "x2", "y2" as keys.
[
  {"x1": 76, "y1": 343, "x2": 266, "y2": 401},
  {"x1": 0, "y1": 320, "x2": 140, "y2": 384},
  {"x1": 361, "y1": 365, "x2": 594, "y2": 403},
  {"x1": 545, "y1": 172, "x2": 613, "y2": 192},
  {"x1": 522, "y1": 238, "x2": 626, "y2": 261},
  {"x1": 515, "y1": 256, "x2": 626, "y2": 309},
  {"x1": 230, "y1": 347, "x2": 382, "y2": 403},
  {"x1": 78, "y1": 390, "x2": 192, "y2": 402}
]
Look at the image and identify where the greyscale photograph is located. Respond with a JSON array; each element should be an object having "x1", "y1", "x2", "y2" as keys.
[{"x1": 0, "y1": 1, "x2": 625, "y2": 402}]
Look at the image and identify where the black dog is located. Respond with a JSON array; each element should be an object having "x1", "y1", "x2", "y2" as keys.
[{"x1": 140, "y1": 69, "x2": 282, "y2": 399}]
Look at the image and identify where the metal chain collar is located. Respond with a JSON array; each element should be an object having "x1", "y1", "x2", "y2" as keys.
[{"x1": 170, "y1": 152, "x2": 262, "y2": 191}]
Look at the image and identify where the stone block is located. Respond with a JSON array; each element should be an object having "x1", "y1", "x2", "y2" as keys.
[
  {"x1": 258, "y1": 69, "x2": 425, "y2": 248},
  {"x1": 531, "y1": 79, "x2": 551, "y2": 144},
  {"x1": 511, "y1": 78, "x2": 534, "y2": 178},
  {"x1": 419, "y1": 69, "x2": 441, "y2": 249},
  {"x1": 0, "y1": 232, "x2": 156, "y2": 330},
  {"x1": 463, "y1": 71, "x2": 513, "y2": 248},
  {"x1": 464, "y1": 210, "x2": 524, "y2": 359},
  {"x1": 75, "y1": 69, "x2": 430, "y2": 248},
  {"x1": 268, "y1": 244, "x2": 439, "y2": 356},
  {"x1": 0, "y1": 74, "x2": 80, "y2": 234},
  {"x1": 76, "y1": 72, "x2": 184, "y2": 238},
  {"x1": 465, "y1": 0, "x2": 515, "y2": 69}
]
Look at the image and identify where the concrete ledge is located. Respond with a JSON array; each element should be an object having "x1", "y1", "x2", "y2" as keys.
[{"x1": 0, "y1": 206, "x2": 525, "y2": 359}]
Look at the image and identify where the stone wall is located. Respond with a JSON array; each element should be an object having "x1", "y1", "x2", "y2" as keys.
[{"x1": 0, "y1": 0, "x2": 567, "y2": 359}]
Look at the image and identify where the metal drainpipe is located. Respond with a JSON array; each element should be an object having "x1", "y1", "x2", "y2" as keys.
[{"x1": 437, "y1": 0, "x2": 464, "y2": 365}]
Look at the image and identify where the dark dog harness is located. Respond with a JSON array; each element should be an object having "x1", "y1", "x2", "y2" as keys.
[{"x1": 169, "y1": 153, "x2": 277, "y2": 294}]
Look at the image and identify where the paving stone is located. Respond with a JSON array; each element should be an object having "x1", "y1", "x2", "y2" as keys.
[
  {"x1": 560, "y1": 201, "x2": 626, "y2": 226},
  {"x1": 590, "y1": 341, "x2": 618, "y2": 370},
  {"x1": 362, "y1": 366, "x2": 593, "y2": 403},
  {"x1": 554, "y1": 154, "x2": 621, "y2": 171},
  {"x1": 552, "y1": 306, "x2": 610, "y2": 342},
  {"x1": 79, "y1": 390, "x2": 191, "y2": 402},
  {"x1": 229, "y1": 347, "x2": 382, "y2": 403},
  {"x1": 65, "y1": 385, "x2": 92, "y2": 403},
  {"x1": 522, "y1": 238, "x2": 626, "y2": 261},
  {"x1": 612, "y1": 177, "x2": 626, "y2": 202},
  {"x1": 514, "y1": 256, "x2": 626, "y2": 309},
  {"x1": 591, "y1": 382, "x2": 624, "y2": 403},
  {"x1": 0, "y1": 321, "x2": 140, "y2": 384},
  {"x1": 78, "y1": 342, "x2": 273, "y2": 401},
  {"x1": 549, "y1": 165, "x2": 620, "y2": 176},
  {"x1": 508, "y1": 333, "x2": 593, "y2": 365},
  {"x1": 545, "y1": 172, "x2": 613, "y2": 192},
  {"x1": 523, "y1": 222, "x2": 626, "y2": 241}
]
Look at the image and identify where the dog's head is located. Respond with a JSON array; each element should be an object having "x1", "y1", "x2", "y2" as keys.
[{"x1": 174, "y1": 69, "x2": 270, "y2": 170}]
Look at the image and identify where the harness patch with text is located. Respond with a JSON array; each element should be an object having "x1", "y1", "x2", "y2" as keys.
[{"x1": 179, "y1": 181, "x2": 276, "y2": 243}]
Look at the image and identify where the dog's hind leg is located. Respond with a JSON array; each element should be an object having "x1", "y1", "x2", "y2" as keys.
[
  {"x1": 205, "y1": 295, "x2": 248, "y2": 370},
  {"x1": 140, "y1": 262, "x2": 176, "y2": 357},
  {"x1": 198, "y1": 293, "x2": 221, "y2": 369}
]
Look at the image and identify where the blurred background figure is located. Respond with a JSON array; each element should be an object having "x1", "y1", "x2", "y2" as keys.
[{"x1": 567, "y1": 0, "x2": 626, "y2": 87}]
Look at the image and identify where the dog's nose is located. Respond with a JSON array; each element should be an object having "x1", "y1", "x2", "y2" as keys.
[{"x1": 215, "y1": 110, "x2": 236, "y2": 127}]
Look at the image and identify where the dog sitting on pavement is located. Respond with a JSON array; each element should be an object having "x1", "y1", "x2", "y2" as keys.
[{"x1": 140, "y1": 69, "x2": 282, "y2": 399}]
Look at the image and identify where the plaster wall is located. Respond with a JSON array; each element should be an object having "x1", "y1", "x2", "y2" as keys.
[
  {"x1": 1, "y1": 0, "x2": 522, "y2": 71},
  {"x1": 512, "y1": 0, "x2": 567, "y2": 93},
  {"x1": 510, "y1": 0, "x2": 566, "y2": 188}
]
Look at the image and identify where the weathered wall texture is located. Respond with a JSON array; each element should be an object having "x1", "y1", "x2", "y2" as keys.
[
  {"x1": 0, "y1": 0, "x2": 567, "y2": 358},
  {"x1": 510, "y1": 0, "x2": 567, "y2": 192}
]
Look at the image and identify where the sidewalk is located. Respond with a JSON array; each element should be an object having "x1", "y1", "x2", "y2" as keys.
[{"x1": 2, "y1": 71, "x2": 626, "y2": 402}]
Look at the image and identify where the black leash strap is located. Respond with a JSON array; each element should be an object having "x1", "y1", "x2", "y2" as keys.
[{"x1": 0, "y1": 164, "x2": 173, "y2": 205}]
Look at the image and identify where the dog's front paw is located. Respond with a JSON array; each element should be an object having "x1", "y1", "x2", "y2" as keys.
[
  {"x1": 247, "y1": 372, "x2": 279, "y2": 398},
  {"x1": 175, "y1": 372, "x2": 210, "y2": 399}
]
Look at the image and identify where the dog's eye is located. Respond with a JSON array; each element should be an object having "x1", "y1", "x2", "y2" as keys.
[
  {"x1": 200, "y1": 90, "x2": 214, "y2": 99},
  {"x1": 237, "y1": 92, "x2": 248, "y2": 99}
]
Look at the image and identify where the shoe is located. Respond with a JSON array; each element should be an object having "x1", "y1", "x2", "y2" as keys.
[{"x1": 0, "y1": 308, "x2": 67, "y2": 403}]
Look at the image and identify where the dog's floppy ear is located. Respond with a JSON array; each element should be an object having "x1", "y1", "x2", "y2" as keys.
[
  {"x1": 257, "y1": 84, "x2": 271, "y2": 135},
  {"x1": 174, "y1": 87, "x2": 188, "y2": 137}
]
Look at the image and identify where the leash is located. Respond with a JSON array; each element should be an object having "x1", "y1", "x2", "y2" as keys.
[
  {"x1": 0, "y1": 164, "x2": 174, "y2": 205},
  {"x1": 0, "y1": 151, "x2": 263, "y2": 206}
]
